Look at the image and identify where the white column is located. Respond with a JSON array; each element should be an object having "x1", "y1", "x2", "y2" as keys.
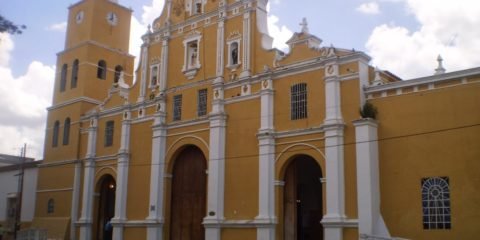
[
  {"x1": 239, "y1": 5, "x2": 252, "y2": 78},
  {"x1": 146, "y1": 98, "x2": 167, "y2": 240},
  {"x1": 353, "y1": 119, "x2": 391, "y2": 238},
  {"x1": 321, "y1": 63, "x2": 346, "y2": 240},
  {"x1": 112, "y1": 111, "x2": 131, "y2": 240},
  {"x1": 159, "y1": 37, "x2": 169, "y2": 92},
  {"x1": 204, "y1": 80, "x2": 226, "y2": 240},
  {"x1": 256, "y1": 78, "x2": 276, "y2": 240},
  {"x1": 79, "y1": 117, "x2": 98, "y2": 240},
  {"x1": 216, "y1": 19, "x2": 225, "y2": 79},
  {"x1": 70, "y1": 160, "x2": 82, "y2": 240},
  {"x1": 138, "y1": 38, "x2": 150, "y2": 102}
]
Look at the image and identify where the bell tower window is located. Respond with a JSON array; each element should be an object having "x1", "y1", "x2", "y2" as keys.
[
  {"x1": 52, "y1": 121, "x2": 60, "y2": 147},
  {"x1": 63, "y1": 118, "x2": 71, "y2": 146},
  {"x1": 114, "y1": 65, "x2": 123, "y2": 83},
  {"x1": 71, "y1": 59, "x2": 79, "y2": 88},
  {"x1": 97, "y1": 60, "x2": 107, "y2": 79},
  {"x1": 60, "y1": 64, "x2": 68, "y2": 92},
  {"x1": 194, "y1": 0, "x2": 202, "y2": 14}
]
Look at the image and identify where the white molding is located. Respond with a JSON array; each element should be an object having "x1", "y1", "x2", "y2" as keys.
[
  {"x1": 138, "y1": 44, "x2": 149, "y2": 102},
  {"x1": 224, "y1": 92, "x2": 259, "y2": 104},
  {"x1": 47, "y1": 97, "x2": 102, "y2": 111},
  {"x1": 274, "y1": 127, "x2": 324, "y2": 139},
  {"x1": 365, "y1": 66, "x2": 480, "y2": 94},
  {"x1": 166, "y1": 118, "x2": 210, "y2": 129},
  {"x1": 70, "y1": 162, "x2": 82, "y2": 240},
  {"x1": 36, "y1": 188, "x2": 73, "y2": 193}
]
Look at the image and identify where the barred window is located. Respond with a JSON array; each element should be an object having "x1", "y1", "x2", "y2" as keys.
[
  {"x1": 173, "y1": 94, "x2": 183, "y2": 121},
  {"x1": 197, "y1": 89, "x2": 207, "y2": 117},
  {"x1": 291, "y1": 83, "x2": 308, "y2": 120},
  {"x1": 104, "y1": 121, "x2": 114, "y2": 147},
  {"x1": 422, "y1": 177, "x2": 451, "y2": 229},
  {"x1": 47, "y1": 199, "x2": 55, "y2": 214}
]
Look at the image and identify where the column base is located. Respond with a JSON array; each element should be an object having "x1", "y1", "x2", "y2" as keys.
[{"x1": 147, "y1": 224, "x2": 164, "y2": 240}]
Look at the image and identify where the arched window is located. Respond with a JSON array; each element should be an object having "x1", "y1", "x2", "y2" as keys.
[
  {"x1": 63, "y1": 118, "x2": 71, "y2": 146},
  {"x1": 97, "y1": 60, "x2": 107, "y2": 79},
  {"x1": 422, "y1": 177, "x2": 451, "y2": 229},
  {"x1": 47, "y1": 199, "x2": 55, "y2": 214},
  {"x1": 71, "y1": 59, "x2": 79, "y2": 88},
  {"x1": 52, "y1": 121, "x2": 60, "y2": 147},
  {"x1": 60, "y1": 64, "x2": 68, "y2": 92},
  {"x1": 114, "y1": 65, "x2": 123, "y2": 83}
]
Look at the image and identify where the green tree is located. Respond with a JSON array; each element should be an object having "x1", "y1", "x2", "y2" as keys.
[{"x1": 0, "y1": 15, "x2": 26, "y2": 35}]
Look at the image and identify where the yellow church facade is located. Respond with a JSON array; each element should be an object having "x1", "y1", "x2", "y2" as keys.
[{"x1": 32, "y1": 0, "x2": 480, "y2": 240}]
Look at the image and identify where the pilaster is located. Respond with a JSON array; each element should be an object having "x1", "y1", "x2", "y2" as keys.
[
  {"x1": 146, "y1": 98, "x2": 167, "y2": 240},
  {"x1": 70, "y1": 161, "x2": 82, "y2": 240},
  {"x1": 322, "y1": 62, "x2": 346, "y2": 240},
  {"x1": 159, "y1": 36, "x2": 170, "y2": 92},
  {"x1": 239, "y1": 1, "x2": 252, "y2": 78},
  {"x1": 204, "y1": 81, "x2": 226, "y2": 240},
  {"x1": 138, "y1": 36, "x2": 150, "y2": 102},
  {"x1": 353, "y1": 119, "x2": 391, "y2": 238},
  {"x1": 79, "y1": 117, "x2": 98, "y2": 240},
  {"x1": 216, "y1": 9, "x2": 226, "y2": 79},
  {"x1": 112, "y1": 110, "x2": 132, "y2": 240},
  {"x1": 256, "y1": 77, "x2": 276, "y2": 240}
]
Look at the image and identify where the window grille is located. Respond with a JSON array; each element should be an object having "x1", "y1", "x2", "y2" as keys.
[
  {"x1": 47, "y1": 199, "x2": 55, "y2": 214},
  {"x1": 422, "y1": 177, "x2": 451, "y2": 229},
  {"x1": 173, "y1": 95, "x2": 183, "y2": 121},
  {"x1": 104, "y1": 121, "x2": 114, "y2": 147},
  {"x1": 291, "y1": 83, "x2": 308, "y2": 120},
  {"x1": 197, "y1": 89, "x2": 207, "y2": 117}
]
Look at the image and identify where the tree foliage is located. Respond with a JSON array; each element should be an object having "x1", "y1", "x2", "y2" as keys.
[{"x1": 0, "y1": 15, "x2": 26, "y2": 35}]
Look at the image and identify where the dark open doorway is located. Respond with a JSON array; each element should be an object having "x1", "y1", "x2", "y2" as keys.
[
  {"x1": 96, "y1": 175, "x2": 115, "y2": 240},
  {"x1": 284, "y1": 155, "x2": 323, "y2": 240}
]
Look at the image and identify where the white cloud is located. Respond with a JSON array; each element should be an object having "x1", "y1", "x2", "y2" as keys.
[
  {"x1": 366, "y1": 0, "x2": 480, "y2": 79},
  {"x1": 46, "y1": 22, "x2": 67, "y2": 32},
  {"x1": 266, "y1": 3, "x2": 293, "y2": 51},
  {"x1": 0, "y1": 33, "x2": 14, "y2": 67},
  {"x1": 0, "y1": 33, "x2": 55, "y2": 159},
  {"x1": 357, "y1": 2, "x2": 381, "y2": 15},
  {"x1": 142, "y1": 0, "x2": 165, "y2": 26}
]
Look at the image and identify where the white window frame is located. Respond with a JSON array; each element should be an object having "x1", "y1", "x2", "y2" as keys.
[
  {"x1": 226, "y1": 38, "x2": 241, "y2": 69},
  {"x1": 421, "y1": 177, "x2": 451, "y2": 230},
  {"x1": 149, "y1": 64, "x2": 160, "y2": 88},
  {"x1": 182, "y1": 32, "x2": 202, "y2": 79}
]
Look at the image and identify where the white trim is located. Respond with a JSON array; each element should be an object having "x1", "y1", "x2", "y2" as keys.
[
  {"x1": 274, "y1": 143, "x2": 326, "y2": 163},
  {"x1": 36, "y1": 188, "x2": 73, "y2": 193},
  {"x1": 165, "y1": 135, "x2": 210, "y2": 157},
  {"x1": 47, "y1": 97, "x2": 102, "y2": 111}
]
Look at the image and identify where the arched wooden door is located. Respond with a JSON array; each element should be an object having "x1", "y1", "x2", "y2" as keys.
[
  {"x1": 284, "y1": 155, "x2": 323, "y2": 240},
  {"x1": 96, "y1": 175, "x2": 115, "y2": 240},
  {"x1": 170, "y1": 146, "x2": 207, "y2": 240}
]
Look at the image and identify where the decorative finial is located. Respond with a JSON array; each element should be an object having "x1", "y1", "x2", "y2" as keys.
[
  {"x1": 147, "y1": 24, "x2": 152, "y2": 33},
  {"x1": 434, "y1": 55, "x2": 446, "y2": 75},
  {"x1": 300, "y1": 18, "x2": 309, "y2": 34},
  {"x1": 372, "y1": 67, "x2": 383, "y2": 86}
]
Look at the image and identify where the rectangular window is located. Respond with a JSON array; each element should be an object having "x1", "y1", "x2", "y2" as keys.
[
  {"x1": 104, "y1": 121, "x2": 114, "y2": 147},
  {"x1": 173, "y1": 94, "x2": 182, "y2": 121},
  {"x1": 422, "y1": 177, "x2": 451, "y2": 230},
  {"x1": 197, "y1": 89, "x2": 208, "y2": 117},
  {"x1": 291, "y1": 83, "x2": 308, "y2": 120}
]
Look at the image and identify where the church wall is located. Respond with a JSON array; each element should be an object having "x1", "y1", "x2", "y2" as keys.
[
  {"x1": 221, "y1": 228, "x2": 256, "y2": 240},
  {"x1": 224, "y1": 99, "x2": 261, "y2": 220},
  {"x1": 372, "y1": 82, "x2": 480, "y2": 239},
  {"x1": 126, "y1": 121, "x2": 153, "y2": 220},
  {"x1": 123, "y1": 227, "x2": 147, "y2": 240}
]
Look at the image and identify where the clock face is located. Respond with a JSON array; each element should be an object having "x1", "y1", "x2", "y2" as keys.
[
  {"x1": 76, "y1": 11, "x2": 84, "y2": 24},
  {"x1": 106, "y1": 12, "x2": 118, "y2": 26}
]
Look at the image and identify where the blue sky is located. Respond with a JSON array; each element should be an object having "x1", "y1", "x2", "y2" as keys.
[{"x1": 1, "y1": 0, "x2": 480, "y2": 159}]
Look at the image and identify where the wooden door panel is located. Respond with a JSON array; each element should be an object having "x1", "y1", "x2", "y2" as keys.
[{"x1": 170, "y1": 147, "x2": 206, "y2": 240}]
